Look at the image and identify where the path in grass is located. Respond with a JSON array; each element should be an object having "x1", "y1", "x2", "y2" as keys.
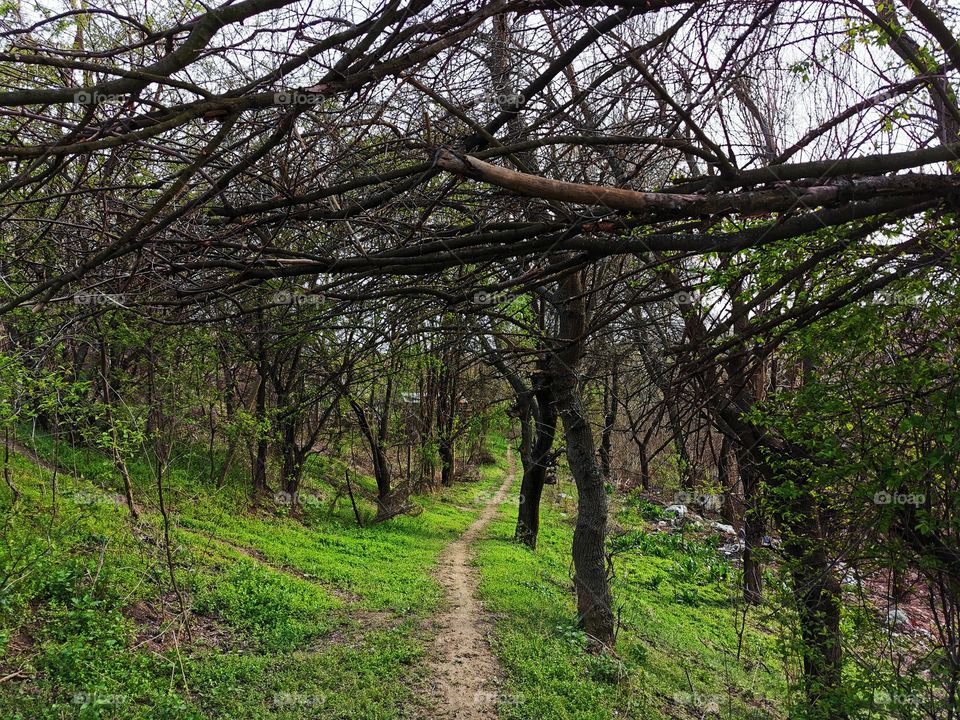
[{"x1": 425, "y1": 446, "x2": 514, "y2": 720}]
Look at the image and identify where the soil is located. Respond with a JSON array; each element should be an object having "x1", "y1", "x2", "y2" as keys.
[{"x1": 423, "y1": 447, "x2": 515, "y2": 719}]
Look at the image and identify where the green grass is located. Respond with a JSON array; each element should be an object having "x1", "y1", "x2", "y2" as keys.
[
  {"x1": 474, "y1": 462, "x2": 788, "y2": 720},
  {"x1": 0, "y1": 432, "x2": 510, "y2": 719},
  {"x1": 4, "y1": 431, "x2": 921, "y2": 719}
]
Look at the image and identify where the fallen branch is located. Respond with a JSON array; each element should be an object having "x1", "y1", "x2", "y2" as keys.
[{"x1": 433, "y1": 148, "x2": 960, "y2": 218}]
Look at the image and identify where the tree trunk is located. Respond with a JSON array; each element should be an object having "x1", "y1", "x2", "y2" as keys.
[
  {"x1": 639, "y1": 444, "x2": 650, "y2": 491},
  {"x1": 780, "y1": 488, "x2": 845, "y2": 718},
  {"x1": 439, "y1": 438, "x2": 455, "y2": 487},
  {"x1": 551, "y1": 271, "x2": 614, "y2": 647},
  {"x1": 281, "y1": 421, "x2": 304, "y2": 498},
  {"x1": 371, "y1": 441, "x2": 395, "y2": 518},
  {"x1": 718, "y1": 435, "x2": 740, "y2": 527},
  {"x1": 557, "y1": 386, "x2": 614, "y2": 646},
  {"x1": 739, "y1": 451, "x2": 765, "y2": 605},
  {"x1": 791, "y1": 550, "x2": 844, "y2": 717},
  {"x1": 599, "y1": 365, "x2": 617, "y2": 482},
  {"x1": 516, "y1": 462, "x2": 546, "y2": 548},
  {"x1": 252, "y1": 365, "x2": 269, "y2": 496},
  {"x1": 436, "y1": 331, "x2": 459, "y2": 487},
  {"x1": 365, "y1": 411, "x2": 394, "y2": 517},
  {"x1": 350, "y1": 397, "x2": 398, "y2": 520},
  {"x1": 515, "y1": 370, "x2": 557, "y2": 549}
]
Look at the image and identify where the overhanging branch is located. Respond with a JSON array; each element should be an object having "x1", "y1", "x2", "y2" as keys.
[{"x1": 433, "y1": 148, "x2": 960, "y2": 218}]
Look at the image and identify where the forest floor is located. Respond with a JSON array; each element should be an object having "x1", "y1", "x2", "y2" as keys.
[{"x1": 0, "y1": 432, "x2": 804, "y2": 719}]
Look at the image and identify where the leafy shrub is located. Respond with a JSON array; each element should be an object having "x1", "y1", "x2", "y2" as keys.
[
  {"x1": 555, "y1": 620, "x2": 589, "y2": 649},
  {"x1": 627, "y1": 496, "x2": 665, "y2": 520},
  {"x1": 585, "y1": 653, "x2": 628, "y2": 684}
]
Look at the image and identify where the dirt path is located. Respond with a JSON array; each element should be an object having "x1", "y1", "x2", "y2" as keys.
[
  {"x1": 425, "y1": 447, "x2": 515, "y2": 720},
  {"x1": 8, "y1": 439, "x2": 64, "y2": 475}
]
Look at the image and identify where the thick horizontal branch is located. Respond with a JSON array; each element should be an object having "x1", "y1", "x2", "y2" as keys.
[
  {"x1": 674, "y1": 142, "x2": 960, "y2": 192},
  {"x1": 433, "y1": 148, "x2": 960, "y2": 217},
  {"x1": 436, "y1": 147, "x2": 699, "y2": 210},
  {"x1": 213, "y1": 135, "x2": 711, "y2": 221}
]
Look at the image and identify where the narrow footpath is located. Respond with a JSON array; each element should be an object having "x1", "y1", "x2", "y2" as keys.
[{"x1": 425, "y1": 447, "x2": 515, "y2": 719}]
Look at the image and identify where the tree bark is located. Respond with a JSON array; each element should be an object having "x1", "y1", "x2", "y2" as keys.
[
  {"x1": 598, "y1": 365, "x2": 617, "y2": 482},
  {"x1": 482, "y1": 332, "x2": 557, "y2": 550},
  {"x1": 435, "y1": 148, "x2": 960, "y2": 216},
  {"x1": 778, "y1": 485, "x2": 845, "y2": 718},
  {"x1": 252, "y1": 362, "x2": 269, "y2": 496},
  {"x1": 638, "y1": 443, "x2": 650, "y2": 491},
  {"x1": 739, "y1": 451, "x2": 765, "y2": 605},
  {"x1": 350, "y1": 393, "x2": 398, "y2": 521},
  {"x1": 718, "y1": 435, "x2": 739, "y2": 527},
  {"x1": 279, "y1": 415, "x2": 305, "y2": 498},
  {"x1": 438, "y1": 438, "x2": 455, "y2": 487},
  {"x1": 550, "y1": 270, "x2": 614, "y2": 647},
  {"x1": 515, "y1": 369, "x2": 557, "y2": 549},
  {"x1": 436, "y1": 349, "x2": 457, "y2": 487}
]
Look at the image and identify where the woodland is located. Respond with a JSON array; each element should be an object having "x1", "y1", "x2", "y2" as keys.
[{"x1": 1, "y1": 1, "x2": 959, "y2": 718}]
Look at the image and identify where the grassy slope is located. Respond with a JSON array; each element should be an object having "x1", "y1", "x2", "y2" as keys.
[
  {"x1": 3, "y1": 432, "x2": 794, "y2": 720},
  {"x1": 474, "y1": 458, "x2": 788, "y2": 720},
  {"x1": 0, "y1": 433, "x2": 509, "y2": 719}
]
